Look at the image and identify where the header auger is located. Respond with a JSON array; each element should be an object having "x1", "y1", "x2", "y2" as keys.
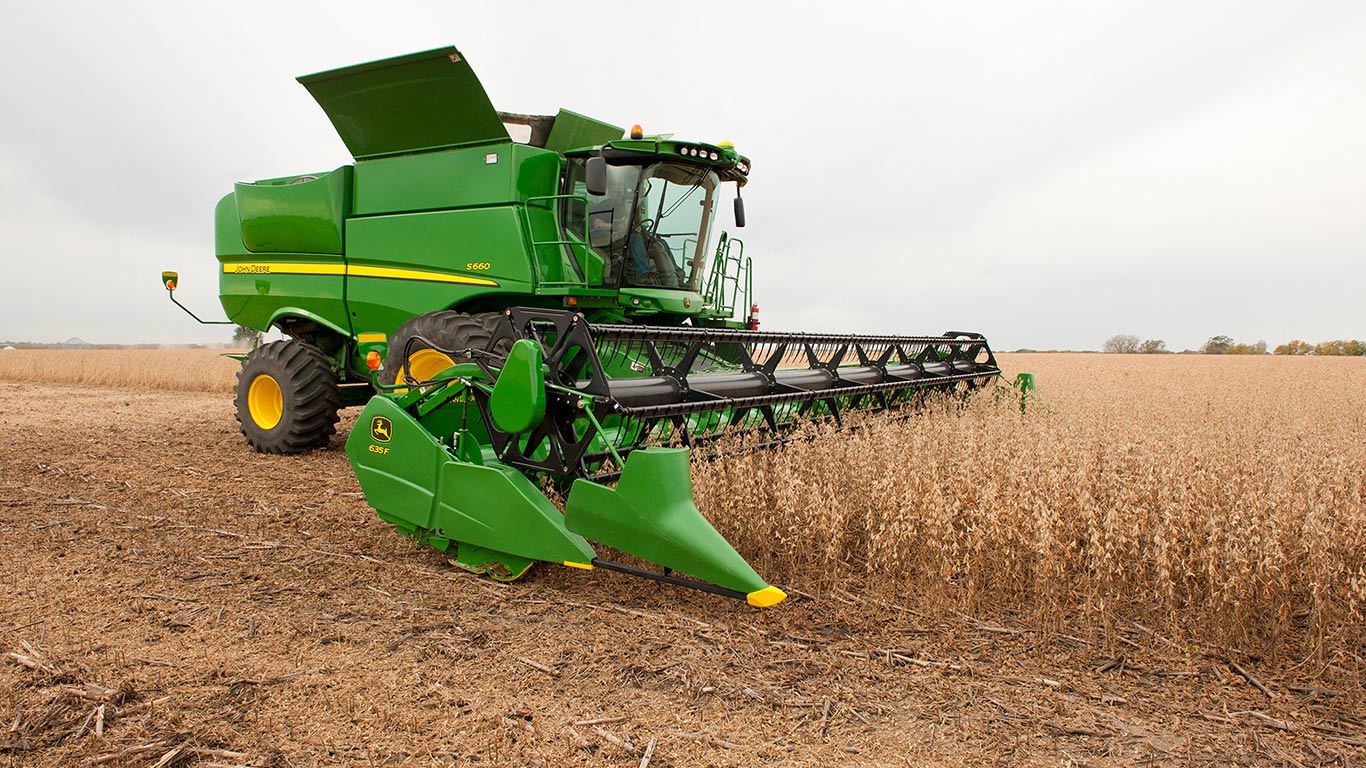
[{"x1": 165, "y1": 45, "x2": 1006, "y2": 606}]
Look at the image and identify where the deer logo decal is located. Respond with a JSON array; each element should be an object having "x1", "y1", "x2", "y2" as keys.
[{"x1": 370, "y1": 416, "x2": 393, "y2": 443}]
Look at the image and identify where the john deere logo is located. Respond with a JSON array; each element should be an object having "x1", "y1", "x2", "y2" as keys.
[{"x1": 370, "y1": 416, "x2": 393, "y2": 443}]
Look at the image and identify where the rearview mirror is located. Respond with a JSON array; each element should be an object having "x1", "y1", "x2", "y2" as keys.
[
  {"x1": 585, "y1": 156, "x2": 607, "y2": 197},
  {"x1": 733, "y1": 197, "x2": 746, "y2": 228}
]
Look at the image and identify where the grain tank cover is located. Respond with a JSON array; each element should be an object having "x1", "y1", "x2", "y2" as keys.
[{"x1": 297, "y1": 47, "x2": 509, "y2": 159}]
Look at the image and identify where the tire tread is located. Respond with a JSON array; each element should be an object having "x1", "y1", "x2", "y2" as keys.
[{"x1": 234, "y1": 340, "x2": 342, "y2": 454}]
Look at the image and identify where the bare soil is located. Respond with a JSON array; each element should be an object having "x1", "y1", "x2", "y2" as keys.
[{"x1": 2, "y1": 381, "x2": 1362, "y2": 766}]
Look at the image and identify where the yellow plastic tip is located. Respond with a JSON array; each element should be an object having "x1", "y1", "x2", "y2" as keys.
[
  {"x1": 746, "y1": 585, "x2": 787, "y2": 608},
  {"x1": 563, "y1": 561, "x2": 594, "y2": 570}
]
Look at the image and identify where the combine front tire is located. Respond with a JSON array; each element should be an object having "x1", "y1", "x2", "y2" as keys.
[
  {"x1": 235, "y1": 340, "x2": 342, "y2": 454},
  {"x1": 381, "y1": 311, "x2": 509, "y2": 387}
]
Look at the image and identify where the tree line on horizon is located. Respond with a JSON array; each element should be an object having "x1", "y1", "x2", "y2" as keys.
[{"x1": 1103, "y1": 334, "x2": 1366, "y2": 355}]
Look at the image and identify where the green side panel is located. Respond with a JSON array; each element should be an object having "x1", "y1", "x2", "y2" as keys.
[
  {"x1": 217, "y1": 267, "x2": 351, "y2": 336},
  {"x1": 352, "y1": 144, "x2": 558, "y2": 216},
  {"x1": 297, "y1": 47, "x2": 509, "y2": 159},
  {"x1": 215, "y1": 194, "x2": 350, "y2": 333},
  {"x1": 489, "y1": 340, "x2": 546, "y2": 434},
  {"x1": 349, "y1": 143, "x2": 576, "y2": 289},
  {"x1": 344, "y1": 207, "x2": 535, "y2": 333},
  {"x1": 345, "y1": 396, "x2": 595, "y2": 565},
  {"x1": 618, "y1": 286, "x2": 707, "y2": 316},
  {"x1": 564, "y1": 447, "x2": 769, "y2": 595},
  {"x1": 544, "y1": 109, "x2": 624, "y2": 155},
  {"x1": 345, "y1": 397, "x2": 444, "y2": 529},
  {"x1": 433, "y1": 461, "x2": 595, "y2": 564},
  {"x1": 234, "y1": 167, "x2": 352, "y2": 254},
  {"x1": 214, "y1": 193, "x2": 251, "y2": 257}
]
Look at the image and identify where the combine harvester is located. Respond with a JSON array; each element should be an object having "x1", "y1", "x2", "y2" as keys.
[{"x1": 164, "y1": 47, "x2": 1003, "y2": 607}]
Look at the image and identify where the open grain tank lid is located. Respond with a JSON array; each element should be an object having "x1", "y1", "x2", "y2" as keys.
[{"x1": 297, "y1": 46, "x2": 509, "y2": 159}]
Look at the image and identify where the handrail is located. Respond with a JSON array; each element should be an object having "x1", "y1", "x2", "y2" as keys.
[
  {"x1": 524, "y1": 193, "x2": 591, "y2": 285},
  {"x1": 702, "y1": 234, "x2": 748, "y2": 319}
]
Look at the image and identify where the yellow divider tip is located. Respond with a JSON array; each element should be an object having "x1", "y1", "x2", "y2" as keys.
[
  {"x1": 746, "y1": 585, "x2": 787, "y2": 608},
  {"x1": 563, "y1": 561, "x2": 594, "y2": 570}
]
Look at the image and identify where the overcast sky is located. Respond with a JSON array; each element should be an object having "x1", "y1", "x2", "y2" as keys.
[{"x1": 2, "y1": 1, "x2": 1363, "y2": 350}]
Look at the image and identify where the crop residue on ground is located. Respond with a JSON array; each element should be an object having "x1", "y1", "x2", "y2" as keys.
[{"x1": 1, "y1": 354, "x2": 1363, "y2": 766}]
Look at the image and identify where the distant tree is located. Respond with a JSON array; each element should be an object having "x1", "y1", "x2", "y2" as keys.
[
  {"x1": 1139, "y1": 339, "x2": 1167, "y2": 354},
  {"x1": 1202, "y1": 335, "x2": 1234, "y2": 354},
  {"x1": 1103, "y1": 334, "x2": 1140, "y2": 353},
  {"x1": 1274, "y1": 340, "x2": 1313, "y2": 355},
  {"x1": 1227, "y1": 340, "x2": 1267, "y2": 355},
  {"x1": 232, "y1": 325, "x2": 260, "y2": 346},
  {"x1": 1271, "y1": 339, "x2": 1365, "y2": 356},
  {"x1": 1311, "y1": 340, "x2": 1366, "y2": 356}
]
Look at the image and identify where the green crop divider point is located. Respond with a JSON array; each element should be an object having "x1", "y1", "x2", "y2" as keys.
[{"x1": 564, "y1": 448, "x2": 771, "y2": 596}]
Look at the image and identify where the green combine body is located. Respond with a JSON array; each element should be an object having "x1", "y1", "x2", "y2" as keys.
[
  {"x1": 166, "y1": 46, "x2": 1005, "y2": 607},
  {"x1": 215, "y1": 48, "x2": 755, "y2": 401}
]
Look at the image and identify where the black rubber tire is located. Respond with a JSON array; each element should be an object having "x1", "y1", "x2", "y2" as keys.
[
  {"x1": 380, "y1": 311, "x2": 510, "y2": 386},
  {"x1": 234, "y1": 340, "x2": 342, "y2": 454}
]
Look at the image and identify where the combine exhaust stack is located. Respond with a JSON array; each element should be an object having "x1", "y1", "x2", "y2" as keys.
[{"x1": 346, "y1": 308, "x2": 1000, "y2": 607}]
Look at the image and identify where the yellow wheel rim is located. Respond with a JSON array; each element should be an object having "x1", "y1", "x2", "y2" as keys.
[
  {"x1": 247, "y1": 374, "x2": 284, "y2": 430},
  {"x1": 395, "y1": 349, "x2": 457, "y2": 393}
]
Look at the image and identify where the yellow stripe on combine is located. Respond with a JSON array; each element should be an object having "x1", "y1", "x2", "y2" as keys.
[
  {"x1": 221, "y1": 262, "x2": 499, "y2": 287},
  {"x1": 222, "y1": 262, "x2": 344, "y2": 276},
  {"x1": 356, "y1": 333, "x2": 387, "y2": 343},
  {"x1": 348, "y1": 264, "x2": 499, "y2": 286}
]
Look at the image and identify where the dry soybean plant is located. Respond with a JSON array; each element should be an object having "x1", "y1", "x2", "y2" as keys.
[
  {"x1": 693, "y1": 354, "x2": 1366, "y2": 658},
  {"x1": 0, "y1": 349, "x2": 241, "y2": 392}
]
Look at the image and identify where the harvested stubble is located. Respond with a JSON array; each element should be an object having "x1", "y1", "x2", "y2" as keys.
[
  {"x1": 694, "y1": 353, "x2": 1366, "y2": 658},
  {"x1": 4, "y1": 348, "x2": 1362, "y2": 658},
  {"x1": 3, "y1": 355, "x2": 1366, "y2": 766},
  {"x1": 0, "y1": 349, "x2": 240, "y2": 392}
]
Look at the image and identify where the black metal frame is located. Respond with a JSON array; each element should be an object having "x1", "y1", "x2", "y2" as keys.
[
  {"x1": 444, "y1": 308, "x2": 1001, "y2": 480},
  {"x1": 590, "y1": 558, "x2": 747, "y2": 601}
]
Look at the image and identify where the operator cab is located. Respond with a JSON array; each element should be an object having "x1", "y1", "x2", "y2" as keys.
[
  {"x1": 564, "y1": 159, "x2": 717, "y2": 291},
  {"x1": 561, "y1": 137, "x2": 750, "y2": 294}
]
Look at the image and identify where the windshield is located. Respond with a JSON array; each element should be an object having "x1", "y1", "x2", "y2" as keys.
[{"x1": 565, "y1": 160, "x2": 718, "y2": 291}]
